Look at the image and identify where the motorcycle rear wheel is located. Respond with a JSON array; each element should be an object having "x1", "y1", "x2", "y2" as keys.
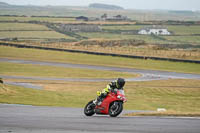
[
  {"x1": 84, "y1": 100, "x2": 95, "y2": 116},
  {"x1": 109, "y1": 102, "x2": 123, "y2": 117}
]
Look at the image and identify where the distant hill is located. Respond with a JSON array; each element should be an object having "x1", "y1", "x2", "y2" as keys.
[
  {"x1": 89, "y1": 3, "x2": 124, "y2": 10},
  {"x1": 0, "y1": 2, "x2": 10, "y2": 6},
  {"x1": 169, "y1": 10, "x2": 195, "y2": 15}
]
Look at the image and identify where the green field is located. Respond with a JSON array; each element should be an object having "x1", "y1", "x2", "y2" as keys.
[
  {"x1": 0, "y1": 31, "x2": 74, "y2": 39},
  {"x1": 167, "y1": 25, "x2": 200, "y2": 35},
  {"x1": 0, "y1": 20, "x2": 200, "y2": 49},
  {"x1": 0, "y1": 22, "x2": 50, "y2": 31},
  {"x1": 0, "y1": 16, "x2": 76, "y2": 23},
  {"x1": 0, "y1": 62, "x2": 136, "y2": 78},
  {"x1": 0, "y1": 46, "x2": 200, "y2": 74},
  {"x1": 163, "y1": 35, "x2": 200, "y2": 44},
  {"x1": 79, "y1": 25, "x2": 200, "y2": 45},
  {"x1": 102, "y1": 25, "x2": 200, "y2": 35},
  {"x1": 0, "y1": 22, "x2": 74, "y2": 40},
  {"x1": 101, "y1": 24, "x2": 200, "y2": 45}
]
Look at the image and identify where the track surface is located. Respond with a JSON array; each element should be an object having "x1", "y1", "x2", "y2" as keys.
[{"x1": 0, "y1": 104, "x2": 200, "y2": 133}]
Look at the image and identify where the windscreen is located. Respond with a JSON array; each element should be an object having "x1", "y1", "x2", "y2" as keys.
[{"x1": 118, "y1": 90, "x2": 125, "y2": 95}]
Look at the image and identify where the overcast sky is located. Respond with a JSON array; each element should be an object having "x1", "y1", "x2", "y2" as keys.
[{"x1": 1, "y1": 0, "x2": 200, "y2": 10}]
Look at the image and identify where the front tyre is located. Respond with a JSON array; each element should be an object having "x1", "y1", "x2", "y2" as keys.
[
  {"x1": 109, "y1": 101, "x2": 123, "y2": 117},
  {"x1": 84, "y1": 100, "x2": 95, "y2": 116}
]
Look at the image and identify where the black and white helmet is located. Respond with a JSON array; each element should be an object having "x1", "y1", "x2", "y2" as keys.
[{"x1": 116, "y1": 78, "x2": 125, "y2": 89}]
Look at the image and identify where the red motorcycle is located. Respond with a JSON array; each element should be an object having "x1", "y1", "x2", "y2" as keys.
[{"x1": 84, "y1": 90, "x2": 127, "y2": 117}]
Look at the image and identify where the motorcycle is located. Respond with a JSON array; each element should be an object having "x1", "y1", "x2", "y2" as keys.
[{"x1": 84, "y1": 89, "x2": 127, "y2": 117}]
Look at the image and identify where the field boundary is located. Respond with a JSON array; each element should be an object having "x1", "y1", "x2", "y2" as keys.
[{"x1": 1, "y1": 42, "x2": 200, "y2": 64}]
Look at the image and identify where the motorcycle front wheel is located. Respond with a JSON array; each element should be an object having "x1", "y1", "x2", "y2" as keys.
[
  {"x1": 109, "y1": 101, "x2": 123, "y2": 117},
  {"x1": 84, "y1": 100, "x2": 95, "y2": 116}
]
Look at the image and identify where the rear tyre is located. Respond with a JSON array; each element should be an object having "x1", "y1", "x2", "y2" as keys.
[
  {"x1": 109, "y1": 101, "x2": 123, "y2": 117},
  {"x1": 84, "y1": 100, "x2": 95, "y2": 116}
]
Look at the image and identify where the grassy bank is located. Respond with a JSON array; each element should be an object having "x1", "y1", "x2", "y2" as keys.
[
  {"x1": 125, "y1": 79, "x2": 200, "y2": 112},
  {"x1": 0, "y1": 62, "x2": 136, "y2": 78},
  {"x1": 0, "y1": 84, "x2": 86, "y2": 107},
  {"x1": 1, "y1": 79, "x2": 200, "y2": 114},
  {"x1": 0, "y1": 46, "x2": 200, "y2": 74}
]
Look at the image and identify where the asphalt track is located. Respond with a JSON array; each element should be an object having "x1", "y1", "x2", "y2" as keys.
[{"x1": 0, "y1": 104, "x2": 200, "y2": 133}]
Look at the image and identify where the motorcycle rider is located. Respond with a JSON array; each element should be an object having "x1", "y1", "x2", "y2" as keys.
[{"x1": 94, "y1": 78, "x2": 125, "y2": 105}]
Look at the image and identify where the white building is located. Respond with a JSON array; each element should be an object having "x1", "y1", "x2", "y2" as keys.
[{"x1": 138, "y1": 26, "x2": 171, "y2": 35}]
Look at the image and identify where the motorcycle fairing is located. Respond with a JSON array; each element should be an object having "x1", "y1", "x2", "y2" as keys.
[{"x1": 95, "y1": 92, "x2": 120, "y2": 114}]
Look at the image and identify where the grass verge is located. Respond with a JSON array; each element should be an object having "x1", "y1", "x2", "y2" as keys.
[
  {"x1": 0, "y1": 62, "x2": 136, "y2": 79},
  {"x1": 124, "y1": 111, "x2": 200, "y2": 117}
]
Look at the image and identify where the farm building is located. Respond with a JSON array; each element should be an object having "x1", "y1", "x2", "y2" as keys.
[
  {"x1": 76, "y1": 16, "x2": 89, "y2": 21},
  {"x1": 100, "y1": 14, "x2": 130, "y2": 21},
  {"x1": 138, "y1": 26, "x2": 171, "y2": 35},
  {"x1": 76, "y1": 16, "x2": 99, "y2": 21}
]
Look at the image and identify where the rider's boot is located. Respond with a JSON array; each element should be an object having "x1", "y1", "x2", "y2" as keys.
[{"x1": 93, "y1": 99, "x2": 97, "y2": 105}]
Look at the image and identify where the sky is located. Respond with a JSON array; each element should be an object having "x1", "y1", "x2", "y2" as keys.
[{"x1": 1, "y1": 0, "x2": 200, "y2": 11}]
